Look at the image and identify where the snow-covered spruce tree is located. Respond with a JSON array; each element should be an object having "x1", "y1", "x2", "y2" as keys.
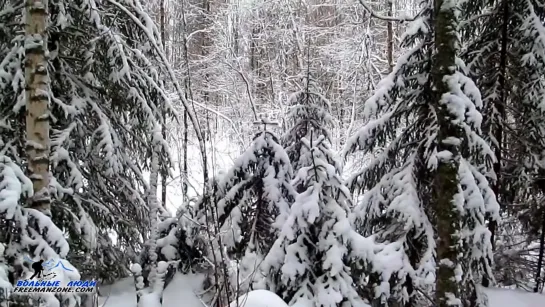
[
  {"x1": 343, "y1": 1, "x2": 499, "y2": 306},
  {"x1": 189, "y1": 128, "x2": 296, "y2": 298},
  {"x1": 262, "y1": 134, "x2": 363, "y2": 307},
  {"x1": 0, "y1": 0, "x2": 172, "y2": 284},
  {"x1": 461, "y1": 0, "x2": 545, "y2": 289},
  {"x1": 504, "y1": 1, "x2": 545, "y2": 291},
  {"x1": 281, "y1": 77, "x2": 338, "y2": 180}
]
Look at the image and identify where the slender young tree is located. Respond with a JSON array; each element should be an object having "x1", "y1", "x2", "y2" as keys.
[{"x1": 140, "y1": 125, "x2": 164, "y2": 306}]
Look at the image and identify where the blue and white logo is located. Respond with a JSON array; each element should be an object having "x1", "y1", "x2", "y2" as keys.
[
  {"x1": 23, "y1": 255, "x2": 75, "y2": 281},
  {"x1": 10, "y1": 255, "x2": 96, "y2": 294}
]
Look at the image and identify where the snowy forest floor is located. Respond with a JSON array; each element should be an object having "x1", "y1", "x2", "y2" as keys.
[
  {"x1": 97, "y1": 274, "x2": 544, "y2": 307},
  {"x1": 98, "y1": 274, "x2": 204, "y2": 307}
]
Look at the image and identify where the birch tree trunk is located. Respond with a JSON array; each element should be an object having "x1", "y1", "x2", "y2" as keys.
[{"x1": 25, "y1": 0, "x2": 51, "y2": 214}]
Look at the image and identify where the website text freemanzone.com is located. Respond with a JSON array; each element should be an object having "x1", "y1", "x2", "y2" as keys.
[{"x1": 13, "y1": 287, "x2": 95, "y2": 293}]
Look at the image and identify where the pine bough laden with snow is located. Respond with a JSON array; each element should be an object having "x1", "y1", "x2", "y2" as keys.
[
  {"x1": 281, "y1": 78, "x2": 338, "y2": 178},
  {"x1": 0, "y1": 157, "x2": 80, "y2": 307},
  {"x1": 0, "y1": 0, "x2": 172, "y2": 285},
  {"x1": 136, "y1": 210, "x2": 205, "y2": 290},
  {"x1": 186, "y1": 130, "x2": 296, "y2": 298},
  {"x1": 142, "y1": 178, "x2": 222, "y2": 277},
  {"x1": 462, "y1": 0, "x2": 545, "y2": 289},
  {"x1": 343, "y1": 0, "x2": 499, "y2": 306},
  {"x1": 262, "y1": 135, "x2": 364, "y2": 307}
]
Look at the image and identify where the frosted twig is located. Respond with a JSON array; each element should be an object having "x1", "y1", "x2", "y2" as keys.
[{"x1": 356, "y1": 0, "x2": 415, "y2": 22}]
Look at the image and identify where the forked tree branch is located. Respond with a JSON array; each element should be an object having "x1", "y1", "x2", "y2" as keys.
[{"x1": 357, "y1": 0, "x2": 415, "y2": 22}]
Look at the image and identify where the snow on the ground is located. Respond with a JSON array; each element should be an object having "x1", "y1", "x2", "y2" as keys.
[
  {"x1": 98, "y1": 274, "x2": 544, "y2": 307},
  {"x1": 229, "y1": 290, "x2": 288, "y2": 307},
  {"x1": 99, "y1": 273, "x2": 205, "y2": 307},
  {"x1": 485, "y1": 287, "x2": 544, "y2": 307},
  {"x1": 163, "y1": 272, "x2": 205, "y2": 307},
  {"x1": 99, "y1": 277, "x2": 136, "y2": 307}
]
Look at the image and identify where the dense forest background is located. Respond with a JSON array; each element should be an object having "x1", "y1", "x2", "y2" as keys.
[{"x1": 0, "y1": 0, "x2": 544, "y2": 307}]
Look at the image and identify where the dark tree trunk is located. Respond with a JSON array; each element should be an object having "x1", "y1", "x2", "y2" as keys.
[
  {"x1": 431, "y1": 0, "x2": 464, "y2": 305},
  {"x1": 160, "y1": 0, "x2": 168, "y2": 211},
  {"x1": 386, "y1": 0, "x2": 394, "y2": 73}
]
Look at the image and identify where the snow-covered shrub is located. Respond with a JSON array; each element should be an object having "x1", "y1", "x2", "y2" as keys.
[{"x1": 0, "y1": 156, "x2": 79, "y2": 307}]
